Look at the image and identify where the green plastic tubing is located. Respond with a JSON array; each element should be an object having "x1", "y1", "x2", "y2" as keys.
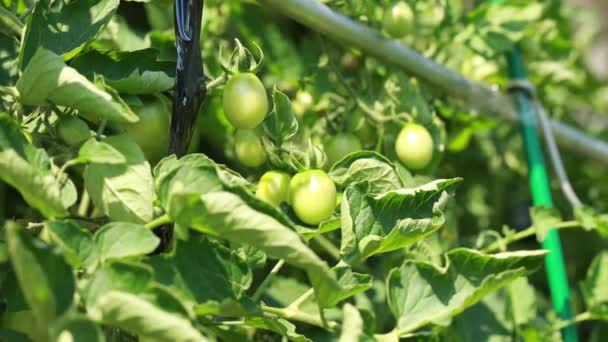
[{"x1": 506, "y1": 47, "x2": 578, "y2": 342}]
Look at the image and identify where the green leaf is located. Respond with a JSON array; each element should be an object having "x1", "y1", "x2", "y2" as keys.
[
  {"x1": 5, "y1": 221, "x2": 75, "y2": 337},
  {"x1": 454, "y1": 291, "x2": 513, "y2": 342},
  {"x1": 339, "y1": 304, "x2": 374, "y2": 342},
  {"x1": 85, "y1": 260, "x2": 154, "y2": 308},
  {"x1": 90, "y1": 291, "x2": 207, "y2": 342},
  {"x1": 19, "y1": 0, "x2": 119, "y2": 68},
  {"x1": 0, "y1": 114, "x2": 71, "y2": 217},
  {"x1": 581, "y1": 251, "x2": 608, "y2": 319},
  {"x1": 464, "y1": 2, "x2": 543, "y2": 58},
  {"x1": 16, "y1": 48, "x2": 138, "y2": 123},
  {"x1": 244, "y1": 317, "x2": 310, "y2": 342},
  {"x1": 94, "y1": 222, "x2": 160, "y2": 261},
  {"x1": 387, "y1": 248, "x2": 547, "y2": 333},
  {"x1": 0, "y1": 329, "x2": 32, "y2": 342},
  {"x1": 71, "y1": 49, "x2": 174, "y2": 95},
  {"x1": 340, "y1": 179, "x2": 461, "y2": 261},
  {"x1": 84, "y1": 135, "x2": 154, "y2": 223},
  {"x1": 529, "y1": 206, "x2": 562, "y2": 242},
  {"x1": 574, "y1": 206, "x2": 608, "y2": 237},
  {"x1": 44, "y1": 220, "x2": 98, "y2": 268},
  {"x1": 50, "y1": 315, "x2": 104, "y2": 342},
  {"x1": 333, "y1": 261, "x2": 373, "y2": 303},
  {"x1": 168, "y1": 191, "x2": 342, "y2": 308},
  {"x1": 329, "y1": 151, "x2": 404, "y2": 195},
  {"x1": 78, "y1": 138, "x2": 127, "y2": 164},
  {"x1": 263, "y1": 87, "x2": 299, "y2": 145},
  {"x1": 506, "y1": 277, "x2": 536, "y2": 326},
  {"x1": 145, "y1": 237, "x2": 252, "y2": 304}
]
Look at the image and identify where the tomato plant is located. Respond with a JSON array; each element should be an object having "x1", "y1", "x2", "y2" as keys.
[{"x1": 0, "y1": 0, "x2": 607, "y2": 341}]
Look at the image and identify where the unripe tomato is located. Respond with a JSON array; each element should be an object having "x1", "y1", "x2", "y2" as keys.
[
  {"x1": 256, "y1": 171, "x2": 291, "y2": 207},
  {"x1": 223, "y1": 73, "x2": 269, "y2": 129},
  {"x1": 395, "y1": 123, "x2": 434, "y2": 171},
  {"x1": 123, "y1": 96, "x2": 171, "y2": 164},
  {"x1": 383, "y1": 1, "x2": 414, "y2": 39},
  {"x1": 289, "y1": 170, "x2": 336, "y2": 225},
  {"x1": 56, "y1": 116, "x2": 91, "y2": 146},
  {"x1": 234, "y1": 129, "x2": 266, "y2": 168},
  {"x1": 325, "y1": 133, "x2": 362, "y2": 167},
  {"x1": 292, "y1": 90, "x2": 314, "y2": 117}
]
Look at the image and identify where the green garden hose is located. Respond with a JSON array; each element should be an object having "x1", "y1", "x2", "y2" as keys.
[{"x1": 506, "y1": 47, "x2": 578, "y2": 342}]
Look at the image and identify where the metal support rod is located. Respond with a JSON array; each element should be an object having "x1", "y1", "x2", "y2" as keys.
[
  {"x1": 257, "y1": 0, "x2": 608, "y2": 165},
  {"x1": 506, "y1": 47, "x2": 578, "y2": 342}
]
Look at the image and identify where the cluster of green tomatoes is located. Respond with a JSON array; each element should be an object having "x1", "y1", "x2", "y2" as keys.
[{"x1": 224, "y1": 69, "x2": 434, "y2": 225}]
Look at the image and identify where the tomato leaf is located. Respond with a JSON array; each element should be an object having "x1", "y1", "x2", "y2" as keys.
[
  {"x1": 85, "y1": 261, "x2": 154, "y2": 308},
  {"x1": 244, "y1": 317, "x2": 311, "y2": 342},
  {"x1": 19, "y1": 0, "x2": 119, "y2": 68},
  {"x1": 49, "y1": 315, "x2": 104, "y2": 342},
  {"x1": 329, "y1": 151, "x2": 404, "y2": 195},
  {"x1": 78, "y1": 138, "x2": 128, "y2": 164},
  {"x1": 263, "y1": 87, "x2": 299, "y2": 145},
  {"x1": 16, "y1": 48, "x2": 138, "y2": 123},
  {"x1": 0, "y1": 114, "x2": 73, "y2": 217},
  {"x1": 145, "y1": 237, "x2": 252, "y2": 304},
  {"x1": 84, "y1": 135, "x2": 154, "y2": 223},
  {"x1": 340, "y1": 178, "x2": 461, "y2": 261},
  {"x1": 89, "y1": 291, "x2": 206, "y2": 342},
  {"x1": 44, "y1": 220, "x2": 98, "y2": 268},
  {"x1": 581, "y1": 251, "x2": 608, "y2": 320},
  {"x1": 529, "y1": 206, "x2": 562, "y2": 242},
  {"x1": 93, "y1": 222, "x2": 160, "y2": 262},
  {"x1": 71, "y1": 49, "x2": 175, "y2": 95},
  {"x1": 5, "y1": 221, "x2": 75, "y2": 338},
  {"x1": 339, "y1": 304, "x2": 375, "y2": 342},
  {"x1": 386, "y1": 249, "x2": 547, "y2": 333}
]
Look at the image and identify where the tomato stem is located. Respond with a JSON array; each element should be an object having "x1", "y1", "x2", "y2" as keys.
[
  {"x1": 260, "y1": 304, "x2": 338, "y2": 331},
  {"x1": 482, "y1": 220, "x2": 580, "y2": 253},
  {"x1": 252, "y1": 259, "x2": 285, "y2": 301},
  {"x1": 145, "y1": 214, "x2": 172, "y2": 230}
]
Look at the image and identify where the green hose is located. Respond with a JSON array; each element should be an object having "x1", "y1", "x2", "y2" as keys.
[{"x1": 506, "y1": 47, "x2": 578, "y2": 342}]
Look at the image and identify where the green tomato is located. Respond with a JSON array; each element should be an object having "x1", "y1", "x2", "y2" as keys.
[
  {"x1": 325, "y1": 133, "x2": 362, "y2": 167},
  {"x1": 383, "y1": 1, "x2": 414, "y2": 39},
  {"x1": 256, "y1": 171, "x2": 291, "y2": 207},
  {"x1": 56, "y1": 115, "x2": 91, "y2": 146},
  {"x1": 395, "y1": 123, "x2": 434, "y2": 171},
  {"x1": 289, "y1": 170, "x2": 336, "y2": 225},
  {"x1": 124, "y1": 96, "x2": 171, "y2": 164},
  {"x1": 223, "y1": 73, "x2": 269, "y2": 129},
  {"x1": 234, "y1": 129, "x2": 266, "y2": 168}
]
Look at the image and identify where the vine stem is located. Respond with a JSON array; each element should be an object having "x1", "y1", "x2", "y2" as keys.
[
  {"x1": 145, "y1": 214, "x2": 172, "y2": 230},
  {"x1": 0, "y1": 7, "x2": 23, "y2": 38},
  {"x1": 206, "y1": 73, "x2": 227, "y2": 91},
  {"x1": 252, "y1": 259, "x2": 285, "y2": 301},
  {"x1": 260, "y1": 305, "x2": 338, "y2": 331},
  {"x1": 552, "y1": 311, "x2": 593, "y2": 332},
  {"x1": 482, "y1": 220, "x2": 581, "y2": 253},
  {"x1": 286, "y1": 288, "x2": 314, "y2": 309},
  {"x1": 77, "y1": 190, "x2": 91, "y2": 217}
]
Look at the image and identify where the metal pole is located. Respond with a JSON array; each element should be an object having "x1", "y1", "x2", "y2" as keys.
[
  {"x1": 506, "y1": 47, "x2": 578, "y2": 342},
  {"x1": 257, "y1": 0, "x2": 608, "y2": 165}
]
